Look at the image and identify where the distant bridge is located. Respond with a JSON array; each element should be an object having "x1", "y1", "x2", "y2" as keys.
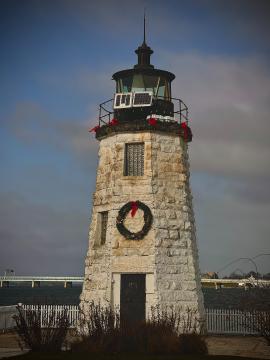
[
  {"x1": 0, "y1": 276, "x2": 269, "y2": 289},
  {"x1": 0, "y1": 276, "x2": 84, "y2": 288},
  {"x1": 201, "y1": 278, "x2": 270, "y2": 289}
]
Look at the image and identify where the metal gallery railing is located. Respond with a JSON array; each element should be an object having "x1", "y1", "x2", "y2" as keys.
[{"x1": 98, "y1": 95, "x2": 189, "y2": 126}]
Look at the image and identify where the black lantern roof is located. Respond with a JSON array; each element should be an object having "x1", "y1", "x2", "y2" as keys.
[
  {"x1": 112, "y1": 16, "x2": 175, "y2": 82},
  {"x1": 112, "y1": 67, "x2": 175, "y2": 82},
  {"x1": 112, "y1": 42, "x2": 175, "y2": 82}
]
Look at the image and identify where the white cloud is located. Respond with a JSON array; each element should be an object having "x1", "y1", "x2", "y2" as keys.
[
  {"x1": 154, "y1": 51, "x2": 270, "y2": 180},
  {"x1": 196, "y1": 191, "x2": 270, "y2": 275},
  {"x1": 191, "y1": 140, "x2": 270, "y2": 178},
  {"x1": 0, "y1": 192, "x2": 88, "y2": 275},
  {"x1": 165, "y1": 51, "x2": 270, "y2": 274},
  {"x1": 5, "y1": 101, "x2": 98, "y2": 159}
]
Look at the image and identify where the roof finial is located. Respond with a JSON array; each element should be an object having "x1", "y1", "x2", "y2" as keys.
[
  {"x1": 143, "y1": 8, "x2": 146, "y2": 44},
  {"x1": 134, "y1": 10, "x2": 153, "y2": 69}
]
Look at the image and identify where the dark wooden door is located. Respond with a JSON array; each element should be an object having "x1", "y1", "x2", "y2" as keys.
[{"x1": 120, "y1": 274, "x2": 146, "y2": 325}]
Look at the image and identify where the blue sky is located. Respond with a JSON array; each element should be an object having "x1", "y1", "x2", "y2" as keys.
[{"x1": 1, "y1": 0, "x2": 270, "y2": 276}]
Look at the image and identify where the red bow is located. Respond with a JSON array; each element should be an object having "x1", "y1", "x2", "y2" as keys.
[
  {"x1": 148, "y1": 117, "x2": 157, "y2": 126},
  {"x1": 180, "y1": 122, "x2": 188, "y2": 141},
  {"x1": 110, "y1": 118, "x2": 119, "y2": 126},
  {"x1": 130, "y1": 201, "x2": 138, "y2": 217},
  {"x1": 88, "y1": 125, "x2": 100, "y2": 133}
]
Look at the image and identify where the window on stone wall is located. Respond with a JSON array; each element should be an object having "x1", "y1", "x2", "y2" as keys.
[
  {"x1": 100, "y1": 211, "x2": 108, "y2": 245},
  {"x1": 124, "y1": 142, "x2": 144, "y2": 176}
]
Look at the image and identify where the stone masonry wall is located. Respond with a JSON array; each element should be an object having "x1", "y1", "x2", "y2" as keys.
[
  {"x1": 80, "y1": 131, "x2": 204, "y2": 320},
  {"x1": 151, "y1": 133, "x2": 204, "y2": 315}
]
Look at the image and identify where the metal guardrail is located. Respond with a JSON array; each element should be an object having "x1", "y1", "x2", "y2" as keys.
[
  {"x1": 0, "y1": 305, "x2": 267, "y2": 335},
  {"x1": 0, "y1": 276, "x2": 84, "y2": 282},
  {"x1": 0, "y1": 276, "x2": 84, "y2": 288},
  {"x1": 1, "y1": 276, "x2": 269, "y2": 287},
  {"x1": 201, "y1": 278, "x2": 270, "y2": 285},
  {"x1": 98, "y1": 95, "x2": 189, "y2": 126}
]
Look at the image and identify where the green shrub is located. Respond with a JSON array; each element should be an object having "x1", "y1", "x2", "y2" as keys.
[
  {"x1": 72, "y1": 302, "x2": 208, "y2": 355},
  {"x1": 179, "y1": 333, "x2": 208, "y2": 355},
  {"x1": 240, "y1": 287, "x2": 270, "y2": 346},
  {"x1": 136, "y1": 322, "x2": 180, "y2": 354},
  {"x1": 13, "y1": 305, "x2": 70, "y2": 352},
  {"x1": 72, "y1": 302, "x2": 120, "y2": 353}
]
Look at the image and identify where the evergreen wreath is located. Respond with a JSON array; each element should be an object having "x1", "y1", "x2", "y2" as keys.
[{"x1": 116, "y1": 201, "x2": 153, "y2": 240}]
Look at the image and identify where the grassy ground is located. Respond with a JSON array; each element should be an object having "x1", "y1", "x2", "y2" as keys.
[{"x1": 7, "y1": 353, "x2": 266, "y2": 360}]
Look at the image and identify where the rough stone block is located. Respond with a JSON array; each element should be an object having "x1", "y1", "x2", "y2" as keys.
[{"x1": 169, "y1": 230, "x2": 179, "y2": 239}]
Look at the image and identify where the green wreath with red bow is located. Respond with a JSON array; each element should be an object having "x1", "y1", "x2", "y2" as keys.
[{"x1": 116, "y1": 201, "x2": 153, "y2": 240}]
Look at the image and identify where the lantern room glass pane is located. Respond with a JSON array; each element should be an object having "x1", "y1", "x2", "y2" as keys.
[
  {"x1": 117, "y1": 75, "x2": 171, "y2": 99},
  {"x1": 121, "y1": 76, "x2": 133, "y2": 92},
  {"x1": 132, "y1": 74, "x2": 145, "y2": 92},
  {"x1": 116, "y1": 80, "x2": 122, "y2": 93},
  {"x1": 143, "y1": 75, "x2": 159, "y2": 93},
  {"x1": 157, "y1": 77, "x2": 170, "y2": 99}
]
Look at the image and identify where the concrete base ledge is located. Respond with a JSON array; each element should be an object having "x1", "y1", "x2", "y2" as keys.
[
  {"x1": 0, "y1": 348, "x2": 28, "y2": 359},
  {"x1": 206, "y1": 336, "x2": 270, "y2": 359},
  {"x1": 0, "y1": 333, "x2": 269, "y2": 359}
]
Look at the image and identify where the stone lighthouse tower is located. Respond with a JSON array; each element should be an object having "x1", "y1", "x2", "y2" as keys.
[{"x1": 80, "y1": 34, "x2": 205, "y2": 324}]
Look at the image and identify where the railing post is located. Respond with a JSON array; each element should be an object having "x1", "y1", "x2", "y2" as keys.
[{"x1": 179, "y1": 100, "x2": 181, "y2": 124}]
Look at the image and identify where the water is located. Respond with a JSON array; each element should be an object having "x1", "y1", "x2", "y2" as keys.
[
  {"x1": 0, "y1": 286, "x2": 269, "y2": 309},
  {"x1": 0, "y1": 285, "x2": 82, "y2": 306},
  {"x1": 202, "y1": 287, "x2": 270, "y2": 309}
]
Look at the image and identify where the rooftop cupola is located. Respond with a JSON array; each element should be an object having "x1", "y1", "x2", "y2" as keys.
[
  {"x1": 134, "y1": 18, "x2": 154, "y2": 69},
  {"x1": 134, "y1": 41, "x2": 154, "y2": 69}
]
